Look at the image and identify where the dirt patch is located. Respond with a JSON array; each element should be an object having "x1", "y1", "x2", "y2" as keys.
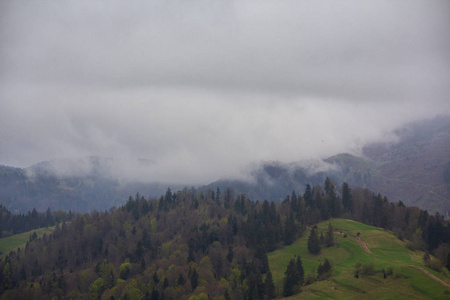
[
  {"x1": 409, "y1": 265, "x2": 450, "y2": 288},
  {"x1": 335, "y1": 230, "x2": 374, "y2": 256},
  {"x1": 356, "y1": 237, "x2": 374, "y2": 255}
]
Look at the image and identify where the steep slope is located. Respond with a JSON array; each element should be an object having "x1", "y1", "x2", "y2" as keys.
[
  {"x1": 361, "y1": 116, "x2": 450, "y2": 215},
  {"x1": 269, "y1": 219, "x2": 450, "y2": 299}
]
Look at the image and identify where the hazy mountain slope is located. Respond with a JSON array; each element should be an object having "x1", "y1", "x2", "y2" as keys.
[
  {"x1": 208, "y1": 116, "x2": 450, "y2": 215},
  {"x1": 0, "y1": 161, "x2": 178, "y2": 213},
  {"x1": 361, "y1": 116, "x2": 450, "y2": 215},
  {"x1": 0, "y1": 117, "x2": 448, "y2": 214},
  {"x1": 204, "y1": 162, "x2": 336, "y2": 203}
]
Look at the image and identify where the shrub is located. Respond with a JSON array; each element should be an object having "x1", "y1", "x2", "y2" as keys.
[
  {"x1": 361, "y1": 263, "x2": 375, "y2": 275},
  {"x1": 425, "y1": 258, "x2": 443, "y2": 272},
  {"x1": 354, "y1": 262, "x2": 376, "y2": 276},
  {"x1": 305, "y1": 270, "x2": 316, "y2": 285}
]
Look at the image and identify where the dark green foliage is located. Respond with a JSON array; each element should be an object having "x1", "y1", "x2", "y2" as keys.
[
  {"x1": 303, "y1": 184, "x2": 313, "y2": 207},
  {"x1": 150, "y1": 290, "x2": 159, "y2": 300},
  {"x1": 0, "y1": 205, "x2": 72, "y2": 238},
  {"x1": 307, "y1": 227, "x2": 321, "y2": 255},
  {"x1": 283, "y1": 259, "x2": 297, "y2": 297},
  {"x1": 264, "y1": 270, "x2": 275, "y2": 299},
  {"x1": 341, "y1": 182, "x2": 353, "y2": 213},
  {"x1": 325, "y1": 223, "x2": 334, "y2": 247},
  {"x1": 226, "y1": 246, "x2": 234, "y2": 263},
  {"x1": 317, "y1": 258, "x2": 332, "y2": 280},
  {"x1": 187, "y1": 247, "x2": 195, "y2": 263},
  {"x1": 283, "y1": 257, "x2": 304, "y2": 297},
  {"x1": 224, "y1": 289, "x2": 231, "y2": 300},
  {"x1": 1, "y1": 178, "x2": 449, "y2": 299},
  {"x1": 283, "y1": 212, "x2": 296, "y2": 245},
  {"x1": 177, "y1": 273, "x2": 185, "y2": 286},
  {"x1": 355, "y1": 262, "x2": 375, "y2": 276},
  {"x1": 325, "y1": 177, "x2": 341, "y2": 218},
  {"x1": 447, "y1": 252, "x2": 450, "y2": 271},
  {"x1": 190, "y1": 268, "x2": 198, "y2": 290},
  {"x1": 254, "y1": 246, "x2": 269, "y2": 274},
  {"x1": 295, "y1": 256, "x2": 304, "y2": 286}
]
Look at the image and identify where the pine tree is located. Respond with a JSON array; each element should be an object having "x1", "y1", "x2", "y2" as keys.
[
  {"x1": 264, "y1": 270, "x2": 275, "y2": 299},
  {"x1": 341, "y1": 182, "x2": 353, "y2": 213},
  {"x1": 447, "y1": 252, "x2": 450, "y2": 272},
  {"x1": 255, "y1": 246, "x2": 269, "y2": 273},
  {"x1": 295, "y1": 256, "x2": 304, "y2": 286},
  {"x1": 177, "y1": 274, "x2": 185, "y2": 286},
  {"x1": 216, "y1": 187, "x2": 221, "y2": 205},
  {"x1": 3, "y1": 262, "x2": 11, "y2": 289},
  {"x1": 325, "y1": 177, "x2": 340, "y2": 217},
  {"x1": 164, "y1": 187, "x2": 172, "y2": 210},
  {"x1": 325, "y1": 223, "x2": 334, "y2": 247},
  {"x1": 303, "y1": 184, "x2": 313, "y2": 207},
  {"x1": 317, "y1": 258, "x2": 332, "y2": 280},
  {"x1": 283, "y1": 212, "x2": 296, "y2": 245},
  {"x1": 283, "y1": 259, "x2": 297, "y2": 297},
  {"x1": 187, "y1": 247, "x2": 195, "y2": 263},
  {"x1": 227, "y1": 246, "x2": 234, "y2": 263},
  {"x1": 307, "y1": 227, "x2": 320, "y2": 255},
  {"x1": 190, "y1": 268, "x2": 199, "y2": 290}
]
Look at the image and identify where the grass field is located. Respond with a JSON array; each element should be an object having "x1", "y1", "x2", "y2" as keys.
[
  {"x1": 268, "y1": 219, "x2": 450, "y2": 299},
  {"x1": 0, "y1": 227, "x2": 55, "y2": 256}
]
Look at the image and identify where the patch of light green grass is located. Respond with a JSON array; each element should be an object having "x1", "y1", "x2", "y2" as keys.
[
  {"x1": 268, "y1": 219, "x2": 450, "y2": 299},
  {"x1": 0, "y1": 227, "x2": 55, "y2": 256}
]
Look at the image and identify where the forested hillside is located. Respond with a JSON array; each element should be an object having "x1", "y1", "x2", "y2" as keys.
[
  {"x1": 0, "y1": 162, "x2": 175, "y2": 213},
  {"x1": 1, "y1": 179, "x2": 449, "y2": 299},
  {"x1": 0, "y1": 205, "x2": 73, "y2": 238}
]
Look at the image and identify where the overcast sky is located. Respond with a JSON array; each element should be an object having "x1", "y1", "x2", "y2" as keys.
[{"x1": 1, "y1": 0, "x2": 449, "y2": 184}]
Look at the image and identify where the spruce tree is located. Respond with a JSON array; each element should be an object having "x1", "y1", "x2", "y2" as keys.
[
  {"x1": 317, "y1": 258, "x2": 332, "y2": 280},
  {"x1": 190, "y1": 268, "x2": 199, "y2": 290},
  {"x1": 341, "y1": 182, "x2": 353, "y2": 213},
  {"x1": 283, "y1": 212, "x2": 296, "y2": 245},
  {"x1": 283, "y1": 259, "x2": 297, "y2": 297},
  {"x1": 265, "y1": 270, "x2": 275, "y2": 299},
  {"x1": 325, "y1": 223, "x2": 334, "y2": 247},
  {"x1": 307, "y1": 227, "x2": 320, "y2": 255},
  {"x1": 303, "y1": 184, "x2": 313, "y2": 207},
  {"x1": 295, "y1": 256, "x2": 304, "y2": 286},
  {"x1": 255, "y1": 246, "x2": 269, "y2": 273}
]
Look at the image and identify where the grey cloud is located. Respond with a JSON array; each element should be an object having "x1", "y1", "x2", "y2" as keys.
[
  {"x1": 2, "y1": 1, "x2": 449, "y2": 98},
  {"x1": 1, "y1": 0, "x2": 449, "y2": 184}
]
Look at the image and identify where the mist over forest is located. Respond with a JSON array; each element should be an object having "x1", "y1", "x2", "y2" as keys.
[
  {"x1": 1, "y1": 2, "x2": 450, "y2": 299},
  {"x1": 1, "y1": 0, "x2": 449, "y2": 185}
]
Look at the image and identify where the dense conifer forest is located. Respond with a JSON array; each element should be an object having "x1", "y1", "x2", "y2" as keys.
[
  {"x1": 0, "y1": 178, "x2": 449, "y2": 299},
  {"x1": 0, "y1": 205, "x2": 74, "y2": 238}
]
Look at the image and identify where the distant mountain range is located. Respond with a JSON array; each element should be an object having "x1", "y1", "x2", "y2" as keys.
[
  {"x1": 1, "y1": 116, "x2": 449, "y2": 215},
  {"x1": 209, "y1": 115, "x2": 450, "y2": 215}
]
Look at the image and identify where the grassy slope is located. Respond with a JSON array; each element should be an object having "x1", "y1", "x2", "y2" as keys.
[
  {"x1": 0, "y1": 227, "x2": 55, "y2": 256},
  {"x1": 268, "y1": 219, "x2": 450, "y2": 299}
]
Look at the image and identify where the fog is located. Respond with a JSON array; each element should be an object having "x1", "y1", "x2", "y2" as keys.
[{"x1": 1, "y1": 0, "x2": 449, "y2": 184}]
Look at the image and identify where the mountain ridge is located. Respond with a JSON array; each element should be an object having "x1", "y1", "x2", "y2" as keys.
[{"x1": 0, "y1": 116, "x2": 449, "y2": 214}]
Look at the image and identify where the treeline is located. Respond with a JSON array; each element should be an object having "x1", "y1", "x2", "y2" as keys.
[
  {"x1": 0, "y1": 205, "x2": 74, "y2": 238},
  {"x1": 0, "y1": 179, "x2": 449, "y2": 299},
  {"x1": 282, "y1": 178, "x2": 449, "y2": 254}
]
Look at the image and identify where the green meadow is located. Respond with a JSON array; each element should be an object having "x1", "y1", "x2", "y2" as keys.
[
  {"x1": 0, "y1": 227, "x2": 55, "y2": 256},
  {"x1": 268, "y1": 219, "x2": 450, "y2": 299}
]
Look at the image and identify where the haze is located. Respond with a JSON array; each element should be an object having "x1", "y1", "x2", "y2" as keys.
[{"x1": 1, "y1": 0, "x2": 449, "y2": 184}]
